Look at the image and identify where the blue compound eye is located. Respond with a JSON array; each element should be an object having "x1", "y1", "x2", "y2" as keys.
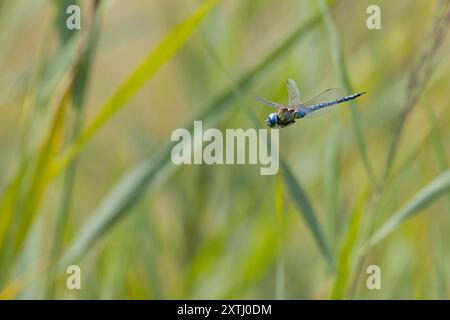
[{"x1": 265, "y1": 113, "x2": 278, "y2": 127}]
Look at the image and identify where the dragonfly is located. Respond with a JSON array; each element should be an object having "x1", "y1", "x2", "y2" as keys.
[{"x1": 252, "y1": 79, "x2": 366, "y2": 128}]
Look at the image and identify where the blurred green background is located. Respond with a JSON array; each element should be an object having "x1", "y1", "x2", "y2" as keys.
[{"x1": 0, "y1": 0, "x2": 449, "y2": 299}]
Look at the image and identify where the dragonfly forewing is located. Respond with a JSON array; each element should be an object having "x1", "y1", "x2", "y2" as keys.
[{"x1": 286, "y1": 79, "x2": 302, "y2": 106}]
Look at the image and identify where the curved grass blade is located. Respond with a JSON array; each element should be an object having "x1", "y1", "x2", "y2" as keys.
[
  {"x1": 324, "y1": 126, "x2": 340, "y2": 248},
  {"x1": 366, "y1": 170, "x2": 450, "y2": 249},
  {"x1": 281, "y1": 160, "x2": 334, "y2": 271},
  {"x1": 58, "y1": 147, "x2": 172, "y2": 269},
  {"x1": 57, "y1": 14, "x2": 322, "y2": 266},
  {"x1": 275, "y1": 173, "x2": 285, "y2": 299},
  {"x1": 53, "y1": 0, "x2": 218, "y2": 177}
]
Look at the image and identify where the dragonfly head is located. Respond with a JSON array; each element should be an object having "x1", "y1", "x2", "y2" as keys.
[{"x1": 265, "y1": 113, "x2": 279, "y2": 128}]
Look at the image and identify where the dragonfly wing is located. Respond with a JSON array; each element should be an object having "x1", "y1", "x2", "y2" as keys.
[
  {"x1": 286, "y1": 79, "x2": 302, "y2": 106},
  {"x1": 303, "y1": 107, "x2": 334, "y2": 118},
  {"x1": 303, "y1": 88, "x2": 345, "y2": 106},
  {"x1": 251, "y1": 93, "x2": 285, "y2": 109},
  {"x1": 302, "y1": 88, "x2": 347, "y2": 118},
  {"x1": 301, "y1": 88, "x2": 345, "y2": 118}
]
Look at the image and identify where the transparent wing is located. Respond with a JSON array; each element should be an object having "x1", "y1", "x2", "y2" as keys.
[
  {"x1": 303, "y1": 88, "x2": 346, "y2": 107},
  {"x1": 300, "y1": 88, "x2": 347, "y2": 118},
  {"x1": 286, "y1": 79, "x2": 301, "y2": 106},
  {"x1": 251, "y1": 93, "x2": 285, "y2": 109},
  {"x1": 303, "y1": 106, "x2": 335, "y2": 118}
]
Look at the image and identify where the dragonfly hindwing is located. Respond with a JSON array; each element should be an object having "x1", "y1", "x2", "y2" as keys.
[{"x1": 251, "y1": 93, "x2": 285, "y2": 109}]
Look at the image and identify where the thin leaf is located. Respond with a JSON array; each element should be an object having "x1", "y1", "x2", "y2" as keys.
[
  {"x1": 58, "y1": 148, "x2": 172, "y2": 269},
  {"x1": 275, "y1": 174, "x2": 285, "y2": 299},
  {"x1": 421, "y1": 102, "x2": 449, "y2": 197},
  {"x1": 367, "y1": 170, "x2": 450, "y2": 249},
  {"x1": 281, "y1": 160, "x2": 334, "y2": 271},
  {"x1": 331, "y1": 187, "x2": 368, "y2": 299},
  {"x1": 324, "y1": 125, "x2": 340, "y2": 248},
  {"x1": 12, "y1": 90, "x2": 70, "y2": 253},
  {"x1": 46, "y1": 0, "x2": 104, "y2": 299},
  {"x1": 52, "y1": 0, "x2": 79, "y2": 44},
  {"x1": 0, "y1": 28, "x2": 83, "y2": 255},
  {"x1": 0, "y1": 85, "x2": 71, "y2": 286}
]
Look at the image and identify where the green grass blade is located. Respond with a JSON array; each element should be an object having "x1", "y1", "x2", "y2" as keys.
[
  {"x1": 14, "y1": 217, "x2": 46, "y2": 299},
  {"x1": 53, "y1": 0, "x2": 218, "y2": 176},
  {"x1": 57, "y1": 14, "x2": 322, "y2": 266},
  {"x1": 0, "y1": 160, "x2": 29, "y2": 284},
  {"x1": 58, "y1": 148, "x2": 172, "y2": 268},
  {"x1": 331, "y1": 187, "x2": 368, "y2": 299},
  {"x1": 367, "y1": 170, "x2": 450, "y2": 249},
  {"x1": 46, "y1": 0, "x2": 104, "y2": 299},
  {"x1": 12, "y1": 91, "x2": 70, "y2": 254},
  {"x1": 318, "y1": 0, "x2": 378, "y2": 190},
  {"x1": 281, "y1": 160, "x2": 334, "y2": 271},
  {"x1": 37, "y1": 34, "x2": 82, "y2": 108},
  {"x1": 274, "y1": 174, "x2": 285, "y2": 299},
  {"x1": 52, "y1": 0, "x2": 79, "y2": 44},
  {"x1": 324, "y1": 126, "x2": 340, "y2": 248},
  {"x1": 0, "y1": 31, "x2": 83, "y2": 253},
  {"x1": 422, "y1": 101, "x2": 449, "y2": 177},
  {"x1": 0, "y1": 87, "x2": 72, "y2": 284}
]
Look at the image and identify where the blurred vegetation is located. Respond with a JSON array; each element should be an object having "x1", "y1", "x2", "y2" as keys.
[{"x1": 0, "y1": 0, "x2": 449, "y2": 299}]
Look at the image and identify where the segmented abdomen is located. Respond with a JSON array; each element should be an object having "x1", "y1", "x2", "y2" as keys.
[{"x1": 307, "y1": 92, "x2": 366, "y2": 113}]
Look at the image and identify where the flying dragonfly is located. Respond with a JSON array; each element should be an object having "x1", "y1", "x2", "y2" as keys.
[{"x1": 252, "y1": 79, "x2": 366, "y2": 128}]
